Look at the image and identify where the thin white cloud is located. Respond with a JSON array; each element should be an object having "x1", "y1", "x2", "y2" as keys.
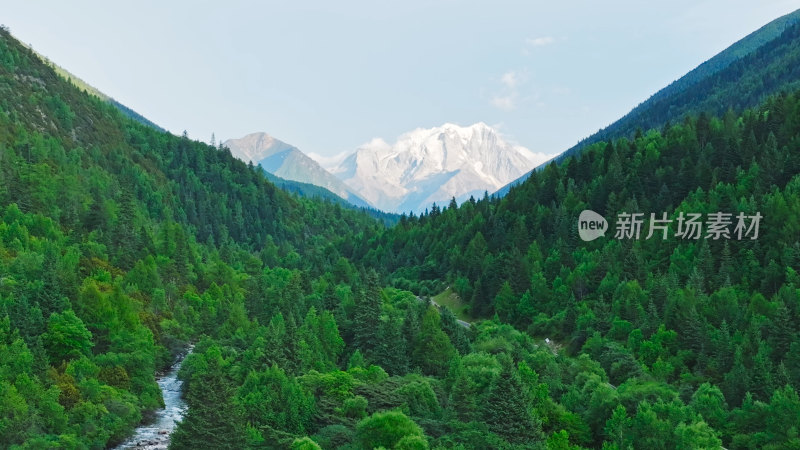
[
  {"x1": 491, "y1": 70, "x2": 528, "y2": 111},
  {"x1": 525, "y1": 36, "x2": 555, "y2": 47},
  {"x1": 491, "y1": 94, "x2": 516, "y2": 111},
  {"x1": 307, "y1": 150, "x2": 351, "y2": 170},
  {"x1": 501, "y1": 71, "x2": 519, "y2": 89}
]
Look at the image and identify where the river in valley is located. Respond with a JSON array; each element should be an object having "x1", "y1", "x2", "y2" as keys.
[{"x1": 113, "y1": 348, "x2": 192, "y2": 450}]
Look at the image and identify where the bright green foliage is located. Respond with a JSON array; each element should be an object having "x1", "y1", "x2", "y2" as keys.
[
  {"x1": 298, "y1": 307, "x2": 345, "y2": 372},
  {"x1": 43, "y1": 310, "x2": 92, "y2": 363},
  {"x1": 603, "y1": 405, "x2": 631, "y2": 449},
  {"x1": 394, "y1": 378, "x2": 440, "y2": 418},
  {"x1": 690, "y1": 383, "x2": 729, "y2": 431},
  {"x1": 394, "y1": 434, "x2": 430, "y2": 450},
  {"x1": 547, "y1": 429, "x2": 580, "y2": 450},
  {"x1": 339, "y1": 395, "x2": 368, "y2": 419},
  {"x1": 1, "y1": 18, "x2": 800, "y2": 450},
  {"x1": 355, "y1": 410, "x2": 426, "y2": 449},
  {"x1": 674, "y1": 421, "x2": 722, "y2": 449},
  {"x1": 348, "y1": 350, "x2": 366, "y2": 370},
  {"x1": 291, "y1": 436, "x2": 323, "y2": 450},
  {"x1": 237, "y1": 365, "x2": 314, "y2": 435},
  {"x1": 412, "y1": 308, "x2": 456, "y2": 376}
]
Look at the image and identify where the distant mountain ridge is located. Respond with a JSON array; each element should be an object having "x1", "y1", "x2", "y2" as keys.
[
  {"x1": 224, "y1": 132, "x2": 373, "y2": 209},
  {"x1": 324, "y1": 122, "x2": 553, "y2": 214},
  {"x1": 259, "y1": 170, "x2": 400, "y2": 225},
  {"x1": 495, "y1": 7, "x2": 800, "y2": 196},
  {"x1": 20, "y1": 30, "x2": 376, "y2": 212}
]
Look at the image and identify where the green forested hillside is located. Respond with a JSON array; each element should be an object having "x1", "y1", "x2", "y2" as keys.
[
  {"x1": 368, "y1": 92, "x2": 800, "y2": 447},
  {"x1": 0, "y1": 26, "x2": 383, "y2": 448},
  {"x1": 21, "y1": 38, "x2": 165, "y2": 132},
  {"x1": 569, "y1": 15, "x2": 800, "y2": 160},
  {"x1": 666, "y1": 8, "x2": 800, "y2": 89},
  {"x1": 1, "y1": 18, "x2": 800, "y2": 450},
  {"x1": 498, "y1": 11, "x2": 800, "y2": 196}
]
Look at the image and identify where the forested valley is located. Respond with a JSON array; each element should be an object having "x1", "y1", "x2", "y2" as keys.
[{"x1": 1, "y1": 21, "x2": 800, "y2": 450}]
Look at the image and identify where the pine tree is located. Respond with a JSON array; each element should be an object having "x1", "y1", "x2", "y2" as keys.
[
  {"x1": 352, "y1": 270, "x2": 382, "y2": 359},
  {"x1": 481, "y1": 363, "x2": 543, "y2": 444},
  {"x1": 322, "y1": 282, "x2": 338, "y2": 311},
  {"x1": 449, "y1": 372, "x2": 478, "y2": 422},
  {"x1": 401, "y1": 306, "x2": 421, "y2": 368},
  {"x1": 170, "y1": 347, "x2": 246, "y2": 449},
  {"x1": 284, "y1": 314, "x2": 300, "y2": 373},
  {"x1": 771, "y1": 303, "x2": 795, "y2": 358},
  {"x1": 265, "y1": 313, "x2": 289, "y2": 368},
  {"x1": 317, "y1": 310, "x2": 344, "y2": 369},
  {"x1": 785, "y1": 342, "x2": 800, "y2": 388},
  {"x1": 718, "y1": 241, "x2": 735, "y2": 287},
  {"x1": 412, "y1": 308, "x2": 456, "y2": 377},
  {"x1": 237, "y1": 365, "x2": 314, "y2": 435},
  {"x1": 438, "y1": 306, "x2": 470, "y2": 355},
  {"x1": 750, "y1": 341, "x2": 774, "y2": 402},
  {"x1": 373, "y1": 315, "x2": 408, "y2": 375},
  {"x1": 775, "y1": 362, "x2": 791, "y2": 389},
  {"x1": 679, "y1": 304, "x2": 705, "y2": 357},
  {"x1": 714, "y1": 320, "x2": 734, "y2": 375},
  {"x1": 723, "y1": 347, "x2": 750, "y2": 407},
  {"x1": 297, "y1": 308, "x2": 324, "y2": 372},
  {"x1": 494, "y1": 281, "x2": 517, "y2": 323},
  {"x1": 114, "y1": 180, "x2": 139, "y2": 270},
  {"x1": 603, "y1": 404, "x2": 631, "y2": 449}
]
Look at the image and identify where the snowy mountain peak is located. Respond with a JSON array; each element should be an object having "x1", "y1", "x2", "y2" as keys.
[
  {"x1": 225, "y1": 132, "x2": 294, "y2": 164},
  {"x1": 223, "y1": 132, "x2": 374, "y2": 209},
  {"x1": 326, "y1": 123, "x2": 553, "y2": 214}
]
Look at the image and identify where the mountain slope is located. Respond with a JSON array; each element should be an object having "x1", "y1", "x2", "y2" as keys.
[
  {"x1": 327, "y1": 122, "x2": 552, "y2": 213},
  {"x1": 224, "y1": 132, "x2": 373, "y2": 209},
  {"x1": 260, "y1": 170, "x2": 400, "y2": 225},
  {"x1": 366, "y1": 90, "x2": 800, "y2": 447},
  {"x1": 496, "y1": 8, "x2": 800, "y2": 196},
  {"x1": 22, "y1": 39, "x2": 165, "y2": 132},
  {"x1": 3, "y1": 15, "x2": 800, "y2": 450},
  {"x1": 0, "y1": 26, "x2": 388, "y2": 448}
]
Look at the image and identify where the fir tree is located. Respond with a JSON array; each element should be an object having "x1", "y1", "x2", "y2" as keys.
[
  {"x1": 170, "y1": 347, "x2": 246, "y2": 449},
  {"x1": 481, "y1": 363, "x2": 543, "y2": 444}
]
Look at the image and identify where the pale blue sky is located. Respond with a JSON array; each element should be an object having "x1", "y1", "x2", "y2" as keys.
[{"x1": 3, "y1": 1, "x2": 799, "y2": 158}]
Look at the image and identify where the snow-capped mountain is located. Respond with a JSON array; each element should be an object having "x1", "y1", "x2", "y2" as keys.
[
  {"x1": 320, "y1": 123, "x2": 552, "y2": 214},
  {"x1": 223, "y1": 132, "x2": 372, "y2": 208}
]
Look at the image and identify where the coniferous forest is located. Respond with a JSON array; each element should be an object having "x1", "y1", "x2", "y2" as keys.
[{"x1": 1, "y1": 17, "x2": 800, "y2": 450}]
